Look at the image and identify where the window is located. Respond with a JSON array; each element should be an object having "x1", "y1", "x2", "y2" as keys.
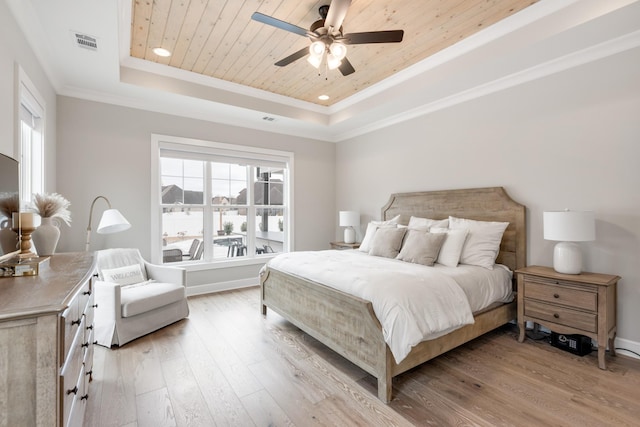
[
  {"x1": 151, "y1": 135, "x2": 293, "y2": 265},
  {"x1": 18, "y1": 70, "x2": 45, "y2": 207}
]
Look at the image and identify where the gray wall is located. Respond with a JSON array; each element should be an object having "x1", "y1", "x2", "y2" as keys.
[
  {"x1": 0, "y1": 0, "x2": 57, "y2": 188},
  {"x1": 55, "y1": 96, "x2": 335, "y2": 288},
  {"x1": 336, "y1": 47, "x2": 640, "y2": 347}
]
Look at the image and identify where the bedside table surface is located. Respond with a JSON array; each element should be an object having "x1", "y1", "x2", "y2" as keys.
[
  {"x1": 330, "y1": 241, "x2": 360, "y2": 249},
  {"x1": 515, "y1": 265, "x2": 620, "y2": 286}
]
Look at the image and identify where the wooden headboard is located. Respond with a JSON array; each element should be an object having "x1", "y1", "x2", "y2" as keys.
[{"x1": 381, "y1": 187, "x2": 527, "y2": 271}]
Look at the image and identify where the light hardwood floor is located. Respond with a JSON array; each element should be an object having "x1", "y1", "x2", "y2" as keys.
[{"x1": 85, "y1": 287, "x2": 640, "y2": 427}]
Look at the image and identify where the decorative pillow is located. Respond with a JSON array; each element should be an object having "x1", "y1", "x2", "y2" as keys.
[
  {"x1": 368, "y1": 227, "x2": 407, "y2": 259},
  {"x1": 430, "y1": 227, "x2": 469, "y2": 267},
  {"x1": 408, "y1": 216, "x2": 449, "y2": 230},
  {"x1": 101, "y1": 264, "x2": 145, "y2": 286},
  {"x1": 358, "y1": 214, "x2": 401, "y2": 253},
  {"x1": 396, "y1": 230, "x2": 446, "y2": 266},
  {"x1": 448, "y1": 216, "x2": 509, "y2": 270}
]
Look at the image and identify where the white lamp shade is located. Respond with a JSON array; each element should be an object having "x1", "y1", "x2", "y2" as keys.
[
  {"x1": 339, "y1": 211, "x2": 360, "y2": 227},
  {"x1": 543, "y1": 210, "x2": 595, "y2": 242},
  {"x1": 544, "y1": 210, "x2": 595, "y2": 274},
  {"x1": 97, "y1": 209, "x2": 131, "y2": 234}
]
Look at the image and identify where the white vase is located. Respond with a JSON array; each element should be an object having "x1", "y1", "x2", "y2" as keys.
[
  {"x1": 0, "y1": 219, "x2": 19, "y2": 255},
  {"x1": 32, "y1": 217, "x2": 61, "y2": 256}
]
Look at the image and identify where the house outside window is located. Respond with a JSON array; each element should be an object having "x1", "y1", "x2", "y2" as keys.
[{"x1": 151, "y1": 135, "x2": 293, "y2": 266}]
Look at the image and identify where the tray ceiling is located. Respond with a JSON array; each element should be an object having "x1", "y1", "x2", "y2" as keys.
[{"x1": 130, "y1": 0, "x2": 538, "y2": 106}]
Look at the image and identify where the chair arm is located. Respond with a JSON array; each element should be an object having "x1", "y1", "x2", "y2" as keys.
[
  {"x1": 144, "y1": 261, "x2": 186, "y2": 287},
  {"x1": 94, "y1": 280, "x2": 122, "y2": 320}
]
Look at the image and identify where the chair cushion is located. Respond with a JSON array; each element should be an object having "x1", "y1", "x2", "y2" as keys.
[{"x1": 120, "y1": 281, "x2": 185, "y2": 318}]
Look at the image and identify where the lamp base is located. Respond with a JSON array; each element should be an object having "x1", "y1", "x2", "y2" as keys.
[
  {"x1": 553, "y1": 241, "x2": 583, "y2": 275},
  {"x1": 344, "y1": 227, "x2": 356, "y2": 244}
]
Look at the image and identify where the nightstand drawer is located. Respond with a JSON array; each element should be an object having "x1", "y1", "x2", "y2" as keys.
[
  {"x1": 525, "y1": 299, "x2": 597, "y2": 333},
  {"x1": 523, "y1": 279, "x2": 596, "y2": 312}
]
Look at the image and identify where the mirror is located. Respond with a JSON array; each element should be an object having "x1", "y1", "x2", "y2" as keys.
[{"x1": 0, "y1": 153, "x2": 20, "y2": 258}]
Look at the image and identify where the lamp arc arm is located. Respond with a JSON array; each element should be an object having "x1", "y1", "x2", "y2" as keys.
[{"x1": 85, "y1": 196, "x2": 112, "y2": 251}]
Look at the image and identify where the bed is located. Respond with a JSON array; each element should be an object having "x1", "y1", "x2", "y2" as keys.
[{"x1": 259, "y1": 187, "x2": 526, "y2": 403}]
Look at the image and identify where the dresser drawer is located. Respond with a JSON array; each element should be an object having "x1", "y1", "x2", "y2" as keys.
[
  {"x1": 523, "y1": 279, "x2": 597, "y2": 312},
  {"x1": 61, "y1": 279, "x2": 93, "y2": 363},
  {"x1": 525, "y1": 299, "x2": 597, "y2": 333},
  {"x1": 60, "y1": 340, "x2": 85, "y2": 427}
]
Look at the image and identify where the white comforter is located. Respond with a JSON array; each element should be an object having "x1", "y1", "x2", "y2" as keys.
[{"x1": 267, "y1": 250, "x2": 480, "y2": 363}]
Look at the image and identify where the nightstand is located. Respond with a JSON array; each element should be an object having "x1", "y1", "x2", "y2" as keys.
[
  {"x1": 330, "y1": 241, "x2": 360, "y2": 250},
  {"x1": 516, "y1": 266, "x2": 619, "y2": 369}
]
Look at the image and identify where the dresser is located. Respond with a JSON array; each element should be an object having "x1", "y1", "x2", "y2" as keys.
[
  {"x1": 0, "y1": 252, "x2": 96, "y2": 426},
  {"x1": 516, "y1": 265, "x2": 619, "y2": 369}
]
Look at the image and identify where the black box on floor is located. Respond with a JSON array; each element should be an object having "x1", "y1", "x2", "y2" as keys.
[{"x1": 550, "y1": 332, "x2": 592, "y2": 356}]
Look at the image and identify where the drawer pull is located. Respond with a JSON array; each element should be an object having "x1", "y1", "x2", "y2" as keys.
[
  {"x1": 80, "y1": 394, "x2": 89, "y2": 401},
  {"x1": 553, "y1": 313, "x2": 560, "y2": 319},
  {"x1": 93, "y1": 273, "x2": 99, "y2": 278},
  {"x1": 93, "y1": 340, "x2": 98, "y2": 345},
  {"x1": 86, "y1": 324, "x2": 93, "y2": 330},
  {"x1": 86, "y1": 370, "x2": 93, "y2": 377},
  {"x1": 83, "y1": 290, "x2": 92, "y2": 296},
  {"x1": 82, "y1": 342, "x2": 89, "y2": 348},
  {"x1": 66, "y1": 386, "x2": 78, "y2": 395},
  {"x1": 92, "y1": 304, "x2": 98, "y2": 309},
  {"x1": 71, "y1": 318, "x2": 81, "y2": 326},
  {"x1": 553, "y1": 293, "x2": 560, "y2": 299}
]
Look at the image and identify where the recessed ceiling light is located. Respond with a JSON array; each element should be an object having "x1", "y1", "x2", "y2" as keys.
[
  {"x1": 318, "y1": 95, "x2": 330, "y2": 100},
  {"x1": 152, "y1": 47, "x2": 171, "y2": 57}
]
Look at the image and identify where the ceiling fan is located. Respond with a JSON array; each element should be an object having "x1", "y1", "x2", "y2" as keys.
[{"x1": 251, "y1": 0, "x2": 404, "y2": 76}]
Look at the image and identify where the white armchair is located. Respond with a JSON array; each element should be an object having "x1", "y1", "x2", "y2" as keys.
[{"x1": 94, "y1": 248, "x2": 189, "y2": 347}]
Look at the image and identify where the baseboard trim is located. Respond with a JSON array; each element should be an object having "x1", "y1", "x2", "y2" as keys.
[
  {"x1": 615, "y1": 337, "x2": 640, "y2": 361},
  {"x1": 186, "y1": 278, "x2": 257, "y2": 297}
]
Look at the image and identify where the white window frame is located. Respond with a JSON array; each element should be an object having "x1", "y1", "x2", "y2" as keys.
[
  {"x1": 17, "y1": 66, "x2": 45, "y2": 207},
  {"x1": 150, "y1": 134, "x2": 294, "y2": 269}
]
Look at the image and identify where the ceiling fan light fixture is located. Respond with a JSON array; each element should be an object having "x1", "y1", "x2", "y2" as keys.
[
  {"x1": 309, "y1": 41, "x2": 326, "y2": 57},
  {"x1": 326, "y1": 54, "x2": 342, "y2": 70},
  {"x1": 329, "y1": 42, "x2": 347, "y2": 60},
  {"x1": 307, "y1": 54, "x2": 323, "y2": 69}
]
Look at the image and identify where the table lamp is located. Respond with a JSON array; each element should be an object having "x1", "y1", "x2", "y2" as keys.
[
  {"x1": 543, "y1": 210, "x2": 595, "y2": 274},
  {"x1": 339, "y1": 211, "x2": 359, "y2": 244}
]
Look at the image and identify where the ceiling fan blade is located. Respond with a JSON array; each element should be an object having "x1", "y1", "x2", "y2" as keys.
[
  {"x1": 325, "y1": 0, "x2": 352, "y2": 30},
  {"x1": 274, "y1": 47, "x2": 309, "y2": 67},
  {"x1": 338, "y1": 57, "x2": 355, "y2": 76},
  {"x1": 342, "y1": 30, "x2": 404, "y2": 44},
  {"x1": 251, "y1": 12, "x2": 312, "y2": 37}
]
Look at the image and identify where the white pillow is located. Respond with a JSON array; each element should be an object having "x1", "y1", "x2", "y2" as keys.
[
  {"x1": 448, "y1": 216, "x2": 509, "y2": 270},
  {"x1": 408, "y1": 216, "x2": 449, "y2": 229},
  {"x1": 368, "y1": 227, "x2": 406, "y2": 259},
  {"x1": 430, "y1": 227, "x2": 469, "y2": 267},
  {"x1": 101, "y1": 264, "x2": 145, "y2": 286},
  {"x1": 396, "y1": 230, "x2": 446, "y2": 266},
  {"x1": 358, "y1": 215, "x2": 401, "y2": 252}
]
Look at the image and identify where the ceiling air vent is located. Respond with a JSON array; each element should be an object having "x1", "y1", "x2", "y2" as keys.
[{"x1": 73, "y1": 32, "x2": 98, "y2": 51}]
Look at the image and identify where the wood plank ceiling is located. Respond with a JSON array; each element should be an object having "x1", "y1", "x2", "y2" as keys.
[{"x1": 130, "y1": 0, "x2": 538, "y2": 106}]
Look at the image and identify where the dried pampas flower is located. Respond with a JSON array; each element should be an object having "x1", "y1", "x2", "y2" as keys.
[
  {"x1": 32, "y1": 193, "x2": 72, "y2": 226},
  {"x1": 0, "y1": 193, "x2": 19, "y2": 219}
]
